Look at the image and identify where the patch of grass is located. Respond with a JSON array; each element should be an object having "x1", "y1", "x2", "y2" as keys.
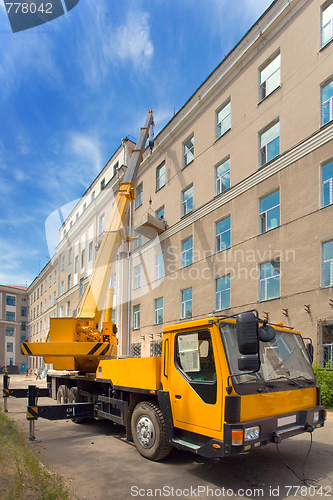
[{"x1": 0, "y1": 411, "x2": 73, "y2": 500}]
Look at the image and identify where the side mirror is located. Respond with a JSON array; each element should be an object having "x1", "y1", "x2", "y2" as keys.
[
  {"x1": 258, "y1": 324, "x2": 276, "y2": 342},
  {"x1": 306, "y1": 343, "x2": 314, "y2": 364},
  {"x1": 236, "y1": 311, "x2": 259, "y2": 355},
  {"x1": 238, "y1": 355, "x2": 260, "y2": 372}
]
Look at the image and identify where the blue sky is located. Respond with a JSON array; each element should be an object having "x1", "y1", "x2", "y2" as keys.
[{"x1": 0, "y1": 0, "x2": 273, "y2": 286}]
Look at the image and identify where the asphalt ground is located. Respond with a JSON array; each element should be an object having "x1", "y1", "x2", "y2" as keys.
[{"x1": 1, "y1": 374, "x2": 332, "y2": 500}]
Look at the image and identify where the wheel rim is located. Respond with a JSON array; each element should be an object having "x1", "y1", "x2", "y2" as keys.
[{"x1": 136, "y1": 415, "x2": 156, "y2": 449}]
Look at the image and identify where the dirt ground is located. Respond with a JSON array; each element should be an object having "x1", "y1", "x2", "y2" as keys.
[{"x1": 1, "y1": 374, "x2": 333, "y2": 500}]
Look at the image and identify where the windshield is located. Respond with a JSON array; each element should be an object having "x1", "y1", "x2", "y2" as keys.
[{"x1": 219, "y1": 322, "x2": 316, "y2": 394}]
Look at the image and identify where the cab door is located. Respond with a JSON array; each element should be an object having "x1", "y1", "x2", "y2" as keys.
[{"x1": 169, "y1": 328, "x2": 222, "y2": 433}]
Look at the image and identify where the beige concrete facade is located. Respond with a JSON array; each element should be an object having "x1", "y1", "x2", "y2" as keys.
[
  {"x1": 28, "y1": 0, "x2": 333, "y2": 367},
  {"x1": 0, "y1": 284, "x2": 28, "y2": 372}
]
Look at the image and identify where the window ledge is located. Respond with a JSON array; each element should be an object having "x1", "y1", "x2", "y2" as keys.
[
  {"x1": 258, "y1": 153, "x2": 281, "y2": 170},
  {"x1": 155, "y1": 184, "x2": 165, "y2": 193},
  {"x1": 257, "y1": 85, "x2": 281, "y2": 106},
  {"x1": 214, "y1": 127, "x2": 231, "y2": 144},
  {"x1": 258, "y1": 225, "x2": 280, "y2": 237},
  {"x1": 259, "y1": 296, "x2": 281, "y2": 303},
  {"x1": 320, "y1": 37, "x2": 333, "y2": 52},
  {"x1": 214, "y1": 186, "x2": 231, "y2": 198},
  {"x1": 182, "y1": 159, "x2": 194, "y2": 171},
  {"x1": 181, "y1": 211, "x2": 193, "y2": 219},
  {"x1": 320, "y1": 118, "x2": 333, "y2": 130},
  {"x1": 134, "y1": 204, "x2": 143, "y2": 211}
]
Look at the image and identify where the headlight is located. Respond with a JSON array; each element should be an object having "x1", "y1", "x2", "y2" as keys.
[
  {"x1": 313, "y1": 411, "x2": 319, "y2": 423},
  {"x1": 244, "y1": 426, "x2": 260, "y2": 441}
]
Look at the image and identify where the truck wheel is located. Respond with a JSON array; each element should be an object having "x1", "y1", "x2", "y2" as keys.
[
  {"x1": 131, "y1": 401, "x2": 172, "y2": 461},
  {"x1": 67, "y1": 387, "x2": 86, "y2": 424},
  {"x1": 56, "y1": 385, "x2": 67, "y2": 404}
]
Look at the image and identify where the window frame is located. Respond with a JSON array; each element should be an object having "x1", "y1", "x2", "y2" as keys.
[
  {"x1": 322, "y1": 0, "x2": 333, "y2": 48},
  {"x1": 215, "y1": 275, "x2": 231, "y2": 311},
  {"x1": 321, "y1": 77, "x2": 333, "y2": 126},
  {"x1": 259, "y1": 120, "x2": 280, "y2": 167},
  {"x1": 182, "y1": 185, "x2": 193, "y2": 216},
  {"x1": 322, "y1": 159, "x2": 333, "y2": 207},
  {"x1": 156, "y1": 252, "x2": 164, "y2": 280},
  {"x1": 216, "y1": 157, "x2": 230, "y2": 195},
  {"x1": 156, "y1": 161, "x2": 166, "y2": 191},
  {"x1": 135, "y1": 182, "x2": 143, "y2": 209},
  {"x1": 259, "y1": 51, "x2": 281, "y2": 101},
  {"x1": 181, "y1": 287, "x2": 192, "y2": 319},
  {"x1": 133, "y1": 304, "x2": 141, "y2": 330},
  {"x1": 183, "y1": 135, "x2": 194, "y2": 168},
  {"x1": 154, "y1": 297, "x2": 163, "y2": 325},
  {"x1": 216, "y1": 98, "x2": 231, "y2": 139},
  {"x1": 259, "y1": 189, "x2": 280, "y2": 234},
  {"x1": 133, "y1": 264, "x2": 141, "y2": 290},
  {"x1": 322, "y1": 239, "x2": 333, "y2": 287},
  {"x1": 216, "y1": 215, "x2": 231, "y2": 253},
  {"x1": 181, "y1": 236, "x2": 193, "y2": 268},
  {"x1": 259, "y1": 259, "x2": 281, "y2": 301}
]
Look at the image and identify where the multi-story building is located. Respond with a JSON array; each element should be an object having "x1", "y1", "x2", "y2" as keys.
[
  {"x1": 28, "y1": 0, "x2": 333, "y2": 366},
  {"x1": 0, "y1": 284, "x2": 28, "y2": 372}
]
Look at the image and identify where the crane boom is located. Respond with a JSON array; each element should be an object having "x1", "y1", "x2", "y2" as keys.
[{"x1": 22, "y1": 111, "x2": 154, "y2": 371}]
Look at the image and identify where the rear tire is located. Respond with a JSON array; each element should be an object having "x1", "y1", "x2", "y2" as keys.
[
  {"x1": 56, "y1": 385, "x2": 67, "y2": 404},
  {"x1": 131, "y1": 401, "x2": 172, "y2": 461},
  {"x1": 67, "y1": 387, "x2": 86, "y2": 423}
]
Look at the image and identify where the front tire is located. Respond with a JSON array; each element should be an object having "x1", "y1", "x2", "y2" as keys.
[
  {"x1": 131, "y1": 401, "x2": 172, "y2": 461},
  {"x1": 56, "y1": 385, "x2": 67, "y2": 404}
]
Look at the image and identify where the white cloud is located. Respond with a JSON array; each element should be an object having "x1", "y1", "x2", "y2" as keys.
[
  {"x1": 113, "y1": 11, "x2": 154, "y2": 69},
  {"x1": 70, "y1": 133, "x2": 102, "y2": 175},
  {"x1": 0, "y1": 239, "x2": 38, "y2": 286}
]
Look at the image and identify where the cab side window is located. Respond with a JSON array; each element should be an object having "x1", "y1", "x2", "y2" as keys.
[{"x1": 176, "y1": 330, "x2": 216, "y2": 382}]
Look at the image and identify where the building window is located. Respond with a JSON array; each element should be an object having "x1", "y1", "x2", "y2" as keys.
[
  {"x1": 156, "y1": 206, "x2": 164, "y2": 220},
  {"x1": 181, "y1": 236, "x2": 193, "y2": 268},
  {"x1": 260, "y1": 190, "x2": 280, "y2": 233},
  {"x1": 49, "y1": 276, "x2": 51, "y2": 287},
  {"x1": 321, "y1": 78, "x2": 333, "y2": 126},
  {"x1": 150, "y1": 340, "x2": 162, "y2": 357},
  {"x1": 133, "y1": 304, "x2": 141, "y2": 329},
  {"x1": 323, "y1": 160, "x2": 333, "y2": 206},
  {"x1": 260, "y1": 259, "x2": 280, "y2": 301},
  {"x1": 83, "y1": 202, "x2": 86, "y2": 211},
  {"x1": 6, "y1": 342, "x2": 13, "y2": 353},
  {"x1": 21, "y1": 321, "x2": 27, "y2": 331},
  {"x1": 81, "y1": 249, "x2": 85, "y2": 269},
  {"x1": 61, "y1": 281, "x2": 64, "y2": 295},
  {"x1": 91, "y1": 191, "x2": 95, "y2": 201},
  {"x1": 259, "y1": 52, "x2": 281, "y2": 100},
  {"x1": 5, "y1": 327, "x2": 15, "y2": 336},
  {"x1": 61, "y1": 255, "x2": 65, "y2": 271},
  {"x1": 183, "y1": 135, "x2": 194, "y2": 167},
  {"x1": 216, "y1": 275, "x2": 231, "y2": 311},
  {"x1": 76, "y1": 212, "x2": 79, "y2": 221},
  {"x1": 134, "y1": 264, "x2": 141, "y2": 289},
  {"x1": 21, "y1": 306, "x2": 27, "y2": 317},
  {"x1": 99, "y1": 214, "x2": 105, "y2": 236},
  {"x1": 44, "y1": 279, "x2": 47, "y2": 290},
  {"x1": 182, "y1": 185, "x2": 193, "y2": 216},
  {"x1": 260, "y1": 120, "x2": 280, "y2": 166},
  {"x1": 68, "y1": 274, "x2": 72, "y2": 290},
  {"x1": 6, "y1": 311, "x2": 15, "y2": 322},
  {"x1": 323, "y1": 240, "x2": 333, "y2": 287},
  {"x1": 40, "y1": 302, "x2": 43, "y2": 313},
  {"x1": 216, "y1": 157, "x2": 230, "y2": 195},
  {"x1": 37, "y1": 288, "x2": 39, "y2": 299},
  {"x1": 41, "y1": 284, "x2": 43, "y2": 295},
  {"x1": 156, "y1": 162, "x2": 166, "y2": 190},
  {"x1": 113, "y1": 162, "x2": 119, "y2": 176},
  {"x1": 59, "y1": 305, "x2": 63, "y2": 317},
  {"x1": 154, "y1": 298, "x2": 163, "y2": 324},
  {"x1": 216, "y1": 99, "x2": 231, "y2": 138},
  {"x1": 135, "y1": 183, "x2": 143, "y2": 208},
  {"x1": 216, "y1": 216, "x2": 231, "y2": 252},
  {"x1": 49, "y1": 295, "x2": 51, "y2": 307},
  {"x1": 133, "y1": 232, "x2": 142, "y2": 250},
  {"x1": 54, "y1": 270, "x2": 56, "y2": 283},
  {"x1": 53, "y1": 291, "x2": 56, "y2": 304},
  {"x1": 322, "y1": 1, "x2": 333, "y2": 47},
  {"x1": 88, "y1": 241, "x2": 93, "y2": 262},
  {"x1": 66, "y1": 301, "x2": 71, "y2": 317},
  {"x1": 101, "y1": 178, "x2": 105, "y2": 190},
  {"x1": 74, "y1": 255, "x2": 78, "y2": 274},
  {"x1": 6, "y1": 295, "x2": 16, "y2": 306},
  {"x1": 156, "y1": 253, "x2": 164, "y2": 279},
  {"x1": 37, "y1": 305, "x2": 39, "y2": 316},
  {"x1": 79, "y1": 278, "x2": 85, "y2": 296},
  {"x1": 68, "y1": 248, "x2": 72, "y2": 264},
  {"x1": 181, "y1": 288, "x2": 192, "y2": 319}
]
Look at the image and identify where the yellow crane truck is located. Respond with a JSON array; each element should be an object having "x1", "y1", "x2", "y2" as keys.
[{"x1": 19, "y1": 111, "x2": 325, "y2": 461}]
